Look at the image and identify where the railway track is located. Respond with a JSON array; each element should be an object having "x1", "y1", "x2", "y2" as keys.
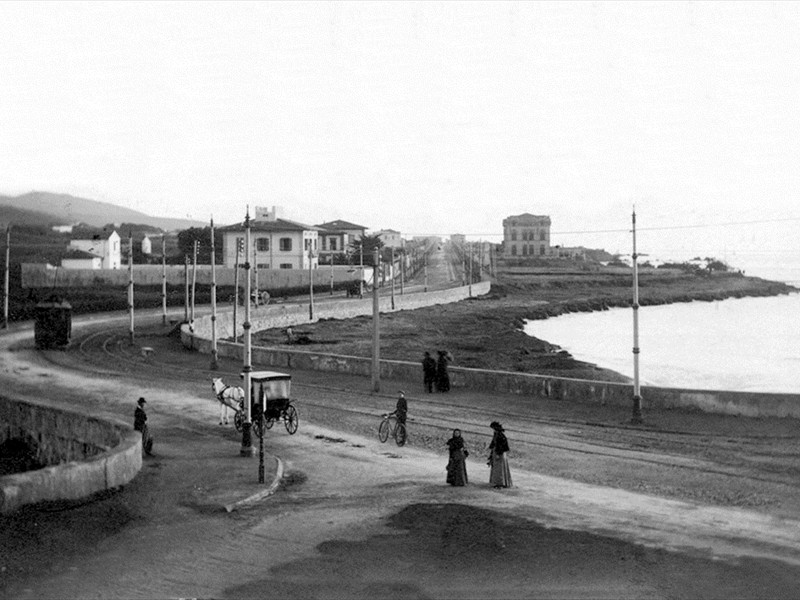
[{"x1": 36, "y1": 323, "x2": 800, "y2": 498}]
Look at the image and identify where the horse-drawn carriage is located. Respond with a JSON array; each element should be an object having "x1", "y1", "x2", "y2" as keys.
[{"x1": 212, "y1": 371, "x2": 298, "y2": 437}]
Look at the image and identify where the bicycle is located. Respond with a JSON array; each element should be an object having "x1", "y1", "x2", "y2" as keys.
[{"x1": 378, "y1": 413, "x2": 407, "y2": 446}]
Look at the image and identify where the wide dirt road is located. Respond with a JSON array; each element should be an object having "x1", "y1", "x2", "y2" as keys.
[{"x1": 3, "y1": 308, "x2": 800, "y2": 599}]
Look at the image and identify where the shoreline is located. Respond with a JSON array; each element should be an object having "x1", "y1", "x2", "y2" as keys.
[{"x1": 254, "y1": 271, "x2": 797, "y2": 384}]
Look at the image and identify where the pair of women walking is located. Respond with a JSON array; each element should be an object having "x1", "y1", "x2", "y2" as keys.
[{"x1": 445, "y1": 421, "x2": 512, "y2": 488}]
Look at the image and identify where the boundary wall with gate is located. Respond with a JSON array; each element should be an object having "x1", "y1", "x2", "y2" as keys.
[
  {"x1": 181, "y1": 280, "x2": 800, "y2": 419},
  {"x1": 0, "y1": 396, "x2": 142, "y2": 514}
]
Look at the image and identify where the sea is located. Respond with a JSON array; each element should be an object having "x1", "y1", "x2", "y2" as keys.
[{"x1": 522, "y1": 229, "x2": 800, "y2": 394}]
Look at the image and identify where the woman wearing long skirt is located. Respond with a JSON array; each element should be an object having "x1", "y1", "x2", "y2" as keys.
[
  {"x1": 445, "y1": 429, "x2": 469, "y2": 486},
  {"x1": 488, "y1": 421, "x2": 512, "y2": 488}
]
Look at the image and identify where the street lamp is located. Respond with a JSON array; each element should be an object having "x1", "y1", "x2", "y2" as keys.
[
  {"x1": 241, "y1": 209, "x2": 254, "y2": 456},
  {"x1": 631, "y1": 207, "x2": 643, "y2": 424}
]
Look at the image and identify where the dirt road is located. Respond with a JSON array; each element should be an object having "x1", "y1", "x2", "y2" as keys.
[{"x1": 3, "y1": 306, "x2": 800, "y2": 599}]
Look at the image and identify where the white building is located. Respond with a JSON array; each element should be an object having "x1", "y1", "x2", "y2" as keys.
[
  {"x1": 315, "y1": 219, "x2": 368, "y2": 258},
  {"x1": 219, "y1": 207, "x2": 319, "y2": 270},
  {"x1": 66, "y1": 231, "x2": 122, "y2": 269},
  {"x1": 374, "y1": 229, "x2": 403, "y2": 249},
  {"x1": 141, "y1": 235, "x2": 152, "y2": 255}
]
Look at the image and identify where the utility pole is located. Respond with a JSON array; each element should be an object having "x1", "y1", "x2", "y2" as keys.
[
  {"x1": 359, "y1": 236, "x2": 364, "y2": 299},
  {"x1": 210, "y1": 218, "x2": 218, "y2": 370},
  {"x1": 183, "y1": 255, "x2": 189, "y2": 323},
  {"x1": 390, "y1": 246, "x2": 395, "y2": 310},
  {"x1": 3, "y1": 225, "x2": 10, "y2": 329},
  {"x1": 161, "y1": 234, "x2": 167, "y2": 326},
  {"x1": 253, "y1": 241, "x2": 259, "y2": 307},
  {"x1": 128, "y1": 233, "x2": 135, "y2": 344},
  {"x1": 233, "y1": 239, "x2": 240, "y2": 341},
  {"x1": 191, "y1": 240, "x2": 198, "y2": 326},
  {"x1": 241, "y1": 209, "x2": 254, "y2": 457},
  {"x1": 308, "y1": 247, "x2": 315, "y2": 320},
  {"x1": 330, "y1": 251, "x2": 334, "y2": 296},
  {"x1": 631, "y1": 207, "x2": 643, "y2": 424},
  {"x1": 371, "y1": 248, "x2": 380, "y2": 392},
  {"x1": 424, "y1": 253, "x2": 428, "y2": 292},
  {"x1": 400, "y1": 249, "x2": 404, "y2": 295},
  {"x1": 468, "y1": 241, "x2": 473, "y2": 297}
]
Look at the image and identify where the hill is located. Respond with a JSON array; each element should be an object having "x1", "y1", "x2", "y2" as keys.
[{"x1": 0, "y1": 191, "x2": 206, "y2": 231}]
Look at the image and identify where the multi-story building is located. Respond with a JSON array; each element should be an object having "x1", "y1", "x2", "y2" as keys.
[
  {"x1": 219, "y1": 207, "x2": 319, "y2": 270},
  {"x1": 502, "y1": 214, "x2": 551, "y2": 258},
  {"x1": 315, "y1": 219, "x2": 368, "y2": 258}
]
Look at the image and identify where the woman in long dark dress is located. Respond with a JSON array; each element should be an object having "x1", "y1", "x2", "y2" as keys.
[
  {"x1": 445, "y1": 429, "x2": 468, "y2": 486},
  {"x1": 488, "y1": 421, "x2": 512, "y2": 488}
]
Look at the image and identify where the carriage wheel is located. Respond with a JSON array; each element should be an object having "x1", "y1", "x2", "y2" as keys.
[
  {"x1": 264, "y1": 416, "x2": 275, "y2": 429},
  {"x1": 394, "y1": 423, "x2": 407, "y2": 447},
  {"x1": 284, "y1": 405, "x2": 298, "y2": 435},
  {"x1": 234, "y1": 411, "x2": 244, "y2": 433},
  {"x1": 378, "y1": 418, "x2": 390, "y2": 443}
]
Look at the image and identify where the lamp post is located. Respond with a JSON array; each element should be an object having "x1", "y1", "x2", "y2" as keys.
[
  {"x1": 390, "y1": 246, "x2": 395, "y2": 310},
  {"x1": 631, "y1": 207, "x2": 643, "y2": 424},
  {"x1": 241, "y1": 209, "x2": 254, "y2": 456},
  {"x1": 308, "y1": 247, "x2": 315, "y2": 320}
]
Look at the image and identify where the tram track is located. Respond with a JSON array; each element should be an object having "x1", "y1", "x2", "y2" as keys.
[{"x1": 35, "y1": 323, "x2": 800, "y2": 497}]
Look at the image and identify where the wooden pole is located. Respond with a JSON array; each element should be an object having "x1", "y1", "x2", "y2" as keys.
[
  {"x1": 161, "y1": 235, "x2": 167, "y2": 325},
  {"x1": 371, "y1": 248, "x2": 380, "y2": 392},
  {"x1": 210, "y1": 219, "x2": 218, "y2": 369},
  {"x1": 191, "y1": 240, "x2": 198, "y2": 326},
  {"x1": 3, "y1": 225, "x2": 10, "y2": 329},
  {"x1": 631, "y1": 207, "x2": 643, "y2": 424},
  {"x1": 128, "y1": 233, "x2": 135, "y2": 343},
  {"x1": 233, "y1": 240, "x2": 240, "y2": 341},
  {"x1": 241, "y1": 210, "x2": 254, "y2": 457}
]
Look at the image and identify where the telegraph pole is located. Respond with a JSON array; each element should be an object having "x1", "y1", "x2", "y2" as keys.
[
  {"x1": 631, "y1": 207, "x2": 643, "y2": 424},
  {"x1": 190, "y1": 240, "x2": 198, "y2": 326},
  {"x1": 308, "y1": 247, "x2": 315, "y2": 320},
  {"x1": 233, "y1": 240, "x2": 240, "y2": 341},
  {"x1": 3, "y1": 225, "x2": 10, "y2": 329},
  {"x1": 161, "y1": 234, "x2": 167, "y2": 326},
  {"x1": 241, "y1": 209, "x2": 254, "y2": 457},
  {"x1": 371, "y1": 248, "x2": 380, "y2": 392},
  {"x1": 210, "y1": 218, "x2": 219, "y2": 370},
  {"x1": 390, "y1": 246, "x2": 395, "y2": 310},
  {"x1": 183, "y1": 255, "x2": 189, "y2": 323},
  {"x1": 359, "y1": 236, "x2": 364, "y2": 299},
  {"x1": 128, "y1": 233, "x2": 135, "y2": 344}
]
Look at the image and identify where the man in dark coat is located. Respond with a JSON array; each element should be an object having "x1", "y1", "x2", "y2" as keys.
[
  {"x1": 134, "y1": 397, "x2": 153, "y2": 456},
  {"x1": 421, "y1": 352, "x2": 437, "y2": 393},
  {"x1": 393, "y1": 391, "x2": 408, "y2": 425}
]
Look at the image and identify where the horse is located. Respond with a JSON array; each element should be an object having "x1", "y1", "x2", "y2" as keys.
[{"x1": 211, "y1": 377, "x2": 245, "y2": 425}]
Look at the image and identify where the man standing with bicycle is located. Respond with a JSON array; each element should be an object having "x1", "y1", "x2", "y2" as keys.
[{"x1": 393, "y1": 391, "x2": 407, "y2": 426}]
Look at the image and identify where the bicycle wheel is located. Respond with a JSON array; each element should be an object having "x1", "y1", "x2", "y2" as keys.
[
  {"x1": 378, "y1": 418, "x2": 390, "y2": 443},
  {"x1": 252, "y1": 417, "x2": 263, "y2": 439},
  {"x1": 284, "y1": 405, "x2": 299, "y2": 434},
  {"x1": 394, "y1": 423, "x2": 407, "y2": 447}
]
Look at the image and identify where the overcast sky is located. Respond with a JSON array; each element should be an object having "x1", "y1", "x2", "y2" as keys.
[{"x1": 2, "y1": 1, "x2": 800, "y2": 263}]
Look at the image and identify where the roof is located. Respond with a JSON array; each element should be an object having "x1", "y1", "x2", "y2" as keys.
[
  {"x1": 62, "y1": 249, "x2": 100, "y2": 260},
  {"x1": 218, "y1": 218, "x2": 319, "y2": 233},
  {"x1": 316, "y1": 220, "x2": 368, "y2": 232},
  {"x1": 242, "y1": 370, "x2": 291, "y2": 381}
]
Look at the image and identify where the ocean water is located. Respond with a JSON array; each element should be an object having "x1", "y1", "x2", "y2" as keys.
[{"x1": 524, "y1": 293, "x2": 800, "y2": 394}]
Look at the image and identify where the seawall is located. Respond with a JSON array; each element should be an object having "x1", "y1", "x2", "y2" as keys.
[
  {"x1": 181, "y1": 280, "x2": 800, "y2": 419},
  {"x1": 0, "y1": 396, "x2": 142, "y2": 514}
]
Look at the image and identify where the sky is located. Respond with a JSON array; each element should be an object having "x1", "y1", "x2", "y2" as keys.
[{"x1": 2, "y1": 1, "x2": 800, "y2": 270}]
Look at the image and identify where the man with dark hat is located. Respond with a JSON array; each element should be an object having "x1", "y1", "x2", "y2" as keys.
[{"x1": 134, "y1": 397, "x2": 153, "y2": 455}]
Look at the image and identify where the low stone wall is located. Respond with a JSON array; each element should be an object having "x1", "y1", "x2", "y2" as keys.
[
  {"x1": 182, "y1": 279, "x2": 800, "y2": 419},
  {"x1": 0, "y1": 396, "x2": 142, "y2": 514}
]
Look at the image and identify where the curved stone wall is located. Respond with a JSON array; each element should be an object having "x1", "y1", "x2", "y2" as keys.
[{"x1": 0, "y1": 395, "x2": 142, "y2": 514}]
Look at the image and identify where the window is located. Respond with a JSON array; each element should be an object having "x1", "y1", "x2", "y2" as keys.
[
  {"x1": 279, "y1": 238, "x2": 292, "y2": 251},
  {"x1": 280, "y1": 263, "x2": 292, "y2": 269},
  {"x1": 540, "y1": 230, "x2": 546, "y2": 241},
  {"x1": 257, "y1": 238, "x2": 269, "y2": 252},
  {"x1": 510, "y1": 229, "x2": 517, "y2": 241},
  {"x1": 511, "y1": 245, "x2": 517, "y2": 256},
  {"x1": 304, "y1": 239, "x2": 311, "y2": 251},
  {"x1": 329, "y1": 238, "x2": 337, "y2": 251},
  {"x1": 540, "y1": 245, "x2": 546, "y2": 256},
  {"x1": 257, "y1": 263, "x2": 270, "y2": 270}
]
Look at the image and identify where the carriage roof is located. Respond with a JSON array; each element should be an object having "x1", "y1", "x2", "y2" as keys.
[{"x1": 246, "y1": 371, "x2": 291, "y2": 382}]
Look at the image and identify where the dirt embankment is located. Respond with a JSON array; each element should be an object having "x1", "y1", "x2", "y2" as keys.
[{"x1": 254, "y1": 270, "x2": 796, "y2": 382}]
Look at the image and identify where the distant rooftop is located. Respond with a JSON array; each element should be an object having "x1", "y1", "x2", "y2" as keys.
[{"x1": 316, "y1": 219, "x2": 368, "y2": 231}]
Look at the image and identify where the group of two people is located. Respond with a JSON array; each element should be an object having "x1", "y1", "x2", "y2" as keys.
[
  {"x1": 422, "y1": 350, "x2": 452, "y2": 393},
  {"x1": 445, "y1": 421, "x2": 512, "y2": 488}
]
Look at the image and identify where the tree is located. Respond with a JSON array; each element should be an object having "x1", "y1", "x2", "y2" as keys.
[
  {"x1": 348, "y1": 234, "x2": 384, "y2": 266},
  {"x1": 176, "y1": 227, "x2": 223, "y2": 263}
]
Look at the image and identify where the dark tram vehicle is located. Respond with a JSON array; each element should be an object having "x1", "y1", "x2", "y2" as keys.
[{"x1": 34, "y1": 299, "x2": 72, "y2": 349}]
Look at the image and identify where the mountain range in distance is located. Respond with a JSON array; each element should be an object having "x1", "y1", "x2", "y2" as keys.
[{"x1": 0, "y1": 191, "x2": 208, "y2": 231}]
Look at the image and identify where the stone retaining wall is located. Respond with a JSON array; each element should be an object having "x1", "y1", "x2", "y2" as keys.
[
  {"x1": 0, "y1": 396, "x2": 142, "y2": 514},
  {"x1": 181, "y1": 280, "x2": 800, "y2": 419}
]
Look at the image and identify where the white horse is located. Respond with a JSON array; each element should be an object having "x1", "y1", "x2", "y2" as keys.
[{"x1": 211, "y1": 378, "x2": 245, "y2": 425}]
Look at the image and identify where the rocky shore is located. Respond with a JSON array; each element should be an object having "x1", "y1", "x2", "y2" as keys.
[{"x1": 254, "y1": 269, "x2": 797, "y2": 383}]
